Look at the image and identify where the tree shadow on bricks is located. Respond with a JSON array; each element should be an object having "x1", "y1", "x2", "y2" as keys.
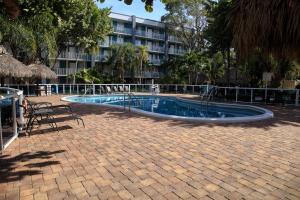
[{"x1": 0, "y1": 150, "x2": 65, "y2": 183}]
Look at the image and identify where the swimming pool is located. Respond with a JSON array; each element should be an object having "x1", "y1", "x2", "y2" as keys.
[{"x1": 62, "y1": 95, "x2": 273, "y2": 123}]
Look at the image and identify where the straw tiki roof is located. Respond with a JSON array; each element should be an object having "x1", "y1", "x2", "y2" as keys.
[
  {"x1": 0, "y1": 46, "x2": 32, "y2": 78},
  {"x1": 230, "y1": 0, "x2": 300, "y2": 60},
  {"x1": 28, "y1": 63, "x2": 57, "y2": 80}
]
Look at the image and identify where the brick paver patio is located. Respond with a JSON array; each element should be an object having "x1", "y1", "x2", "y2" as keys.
[{"x1": 1, "y1": 95, "x2": 300, "y2": 200}]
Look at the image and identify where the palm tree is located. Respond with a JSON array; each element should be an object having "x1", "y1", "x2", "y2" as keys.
[
  {"x1": 136, "y1": 45, "x2": 148, "y2": 84},
  {"x1": 230, "y1": 0, "x2": 300, "y2": 60},
  {"x1": 204, "y1": 52, "x2": 225, "y2": 84},
  {"x1": 107, "y1": 43, "x2": 137, "y2": 83}
]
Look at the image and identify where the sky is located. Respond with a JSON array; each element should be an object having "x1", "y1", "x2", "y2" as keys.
[{"x1": 97, "y1": 0, "x2": 167, "y2": 21}]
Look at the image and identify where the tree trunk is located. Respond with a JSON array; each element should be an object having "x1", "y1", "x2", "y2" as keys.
[
  {"x1": 140, "y1": 60, "x2": 142, "y2": 84},
  {"x1": 226, "y1": 47, "x2": 231, "y2": 86}
]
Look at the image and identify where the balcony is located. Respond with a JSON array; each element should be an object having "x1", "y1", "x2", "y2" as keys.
[
  {"x1": 149, "y1": 46, "x2": 165, "y2": 53},
  {"x1": 57, "y1": 52, "x2": 92, "y2": 61},
  {"x1": 100, "y1": 41, "x2": 110, "y2": 47},
  {"x1": 55, "y1": 68, "x2": 78, "y2": 76},
  {"x1": 94, "y1": 55, "x2": 107, "y2": 62},
  {"x1": 168, "y1": 48, "x2": 186, "y2": 55},
  {"x1": 111, "y1": 40, "x2": 124, "y2": 45},
  {"x1": 168, "y1": 35, "x2": 181, "y2": 43},
  {"x1": 113, "y1": 26, "x2": 132, "y2": 35},
  {"x1": 136, "y1": 30, "x2": 164, "y2": 40}
]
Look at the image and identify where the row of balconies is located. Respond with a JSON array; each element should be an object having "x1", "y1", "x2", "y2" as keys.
[
  {"x1": 55, "y1": 67, "x2": 161, "y2": 78},
  {"x1": 111, "y1": 27, "x2": 180, "y2": 42},
  {"x1": 56, "y1": 48, "x2": 185, "y2": 62}
]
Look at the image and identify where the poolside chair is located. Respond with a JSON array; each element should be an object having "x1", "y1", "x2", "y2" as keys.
[
  {"x1": 119, "y1": 86, "x2": 124, "y2": 93},
  {"x1": 124, "y1": 86, "x2": 129, "y2": 93},
  {"x1": 106, "y1": 86, "x2": 112, "y2": 94},
  {"x1": 25, "y1": 101, "x2": 59, "y2": 135},
  {"x1": 100, "y1": 86, "x2": 106, "y2": 94},
  {"x1": 113, "y1": 86, "x2": 118, "y2": 93},
  {"x1": 21, "y1": 99, "x2": 85, "y2": 135}
]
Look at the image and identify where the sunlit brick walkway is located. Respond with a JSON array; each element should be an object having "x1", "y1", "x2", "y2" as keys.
[{"x1": 1, "y1": 95, "x2": 300, "y2": 200}]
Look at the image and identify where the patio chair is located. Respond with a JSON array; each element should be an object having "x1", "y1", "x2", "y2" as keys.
[
  {"x1": 106, "y1": 86, "x2": 112, "y2": 94},
  {"x1": 119, "y1": 86, "x2": 124, "y2": 93},
  {"x1": 124, "y1": 86, "x2": 129, "y2": 93},
  {"x1": 20, "y1": 99, "x2": 85, "y2": 135},
  {"x1": 100, "y1": 86, "x2": 106, "y2": 94},
  {"x1": 113, "y1": 86, "x2": 118, "y2": 93},
  {"x1": 25, "y1": 101, "x2": 59, "y2": 135}
]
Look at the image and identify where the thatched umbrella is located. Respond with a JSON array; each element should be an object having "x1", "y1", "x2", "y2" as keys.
[
  {"x1": 0, "y1": 47, "x2": 32, "y2": 79},
  {"x1": 230, "y1": 0, "x2": 300, "y2": 60},
  {"x1": 28, "y1": 63, "x2": 57, "y2": 81}
]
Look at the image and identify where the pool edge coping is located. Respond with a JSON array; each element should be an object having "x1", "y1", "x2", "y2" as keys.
[{"x1": 61, "y1": 94, "x2": 274, "y2": 123}]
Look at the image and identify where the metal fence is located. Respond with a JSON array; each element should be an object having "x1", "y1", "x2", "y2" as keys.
[
  {"x1": 0, "y1": 87, "x2": 24, "y2": 152},
  {"x1": 4, "y1": 84, "x2": 299, "y2": 106}
]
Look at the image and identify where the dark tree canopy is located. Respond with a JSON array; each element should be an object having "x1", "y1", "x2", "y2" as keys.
[{"x1": 230, "y1": 0, "x2": 300, "y2": 60}]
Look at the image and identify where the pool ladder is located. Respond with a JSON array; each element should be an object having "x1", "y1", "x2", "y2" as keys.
[
  {"x1": 123, "y1": 93, "x2": 142, "y2": 112},
  {"x1": 201, "y1": 87, "x2": 218, "y2": 115}
]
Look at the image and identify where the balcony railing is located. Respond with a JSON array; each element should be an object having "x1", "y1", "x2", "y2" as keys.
[
  {"x1": 111, "y1": 40, "x2": 125, "y2": 45},
  {"x1": 113, "y1": 26, "x2": 132, "y2": 34},
  {"x1": 169, "y1": 48, "x2": 186, "y2": 55},
  {"x1": 55, "y1": 68, "x2": 78, "y2": 76},
  {"x1": 136, "y1": 30, "x2": 165, "y2": 40},
  {"x1": 168, "y1": 35, "x2": 181, "y2": 42},
  {"x1": 149, "y1": 46, "x2": 165, "y2": 53},
  {"x1": 58, "y1": 52, "x2": 92, "y2": 61}
]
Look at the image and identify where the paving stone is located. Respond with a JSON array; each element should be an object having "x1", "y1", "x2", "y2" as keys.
[{"x1": 0, "y1": 95, "x2": 299, "y2": 200}]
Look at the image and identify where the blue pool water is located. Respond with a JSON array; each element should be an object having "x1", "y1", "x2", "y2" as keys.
[{"x1": 63, "y1": 95, "x2": 273, "y2": 122}]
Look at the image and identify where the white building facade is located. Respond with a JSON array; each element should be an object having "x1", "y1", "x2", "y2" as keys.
[{"x1": 53, "y1": 12, "x2": 186, "y2": 83}]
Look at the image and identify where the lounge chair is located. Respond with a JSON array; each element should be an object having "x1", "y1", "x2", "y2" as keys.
[
  {"x1": 113, "y1": 86, "x2": 118, "y2": 93},
  {"x1": 20, "y1": 99, "x2": 85, "y2": 136},
  {"x1": 106, "y1": 86, "x2": 112, "y2": 94},
  {"x1": 119, "y1": 86, "x2": 124, "y2": 93},
  {"x1": 124, "y1": 86, "x2": 129, "y2": 93}
]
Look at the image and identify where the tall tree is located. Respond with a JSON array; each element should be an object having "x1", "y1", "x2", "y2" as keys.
[
  {"x1": 136, "y1": 45, "x2": 149, "y2": 84},
  {"x1": 230, "y1": 0, "x2": 300, "y2": 61},
  {"x1": 0, "y1": 0, "x2": 112, "y2": 66},
  {"x1": 107, "y1": 43, "x2": 137, "y2": 83},
  {"x1": 204, "y1": 0, "x2": 233, "y2": 85},
  {"x1": 162, "y1": 0, "x2": 207, "y2": 52}
]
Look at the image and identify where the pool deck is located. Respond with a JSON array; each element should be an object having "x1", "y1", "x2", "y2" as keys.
[{"x1": 1, "y1": 95, "x2": 300, "y2": 200}]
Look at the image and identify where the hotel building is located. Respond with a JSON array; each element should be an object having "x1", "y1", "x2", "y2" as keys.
[{"x1": 53, "y1": 12, "x2": 186, "y2": 83}]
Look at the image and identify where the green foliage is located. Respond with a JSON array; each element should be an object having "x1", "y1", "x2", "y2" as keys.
[
  {"x1": 160, "y1": 51, "x2": 224, "y2": 84},
  {"x1": 204, "y1": 0, "x2": 233, "y2": 53},
  {"x1": 106, "y1": 43, "x2": 138, "y2": 83},
  {"x1": 203, "y1": 52, "x2": 225, "y2": 84},
  {"x1": 100, "y1": 0, "x2": 168, "y2": 12},
  {"x1": 72, "y1": 68, "x2": 103, "y2": 84},
  {"x1": 0, "y1": 0, "x2": 112, "y2": 65},
  {"x1": 162, "y1": 0, "x2": 207, "y2": 52}
]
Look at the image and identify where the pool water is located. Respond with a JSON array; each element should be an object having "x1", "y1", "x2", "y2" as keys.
[{"x1": 64, "y1": 95, "x2": 273, "y2": 122}]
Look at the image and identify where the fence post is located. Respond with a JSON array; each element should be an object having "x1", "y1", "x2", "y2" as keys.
[
  {"x1": 12, "y1": 97, "x2": 17, "y2": 137},
  {"x1": 235, "y1": 87, "x2": 238, "y2": 102},
  {"x1": 129, "y1": 85, "x2": 131, "y2": 93},
  {"x1": 27, "y1": 85, "x2": 29, "y2": 96},
  {"x1": 251, "y1": 89, "x2": 253, "y2": 103},
  {"x1": 63, "y1": 84, "x2": 65, "y2": 94},
  {"x1": 192, "y1": 85, "x2": 195, "y2": 94},
  {"x1": 77, "y1": 85, "x2": 79, "y2": 95},
  {"x1": 93, "y1": 84, "x2": 95, "y2": 95},
  {"x1": 265, "y1": 87, "x2": 267, "y2": 104},
  {"x1": 84, "y1": 85, "x2": 86, "y2": 95},
  {"x1": 18, "y1": 91, "x2": 24, "y2": 126},
  {"x1": 296, "y1": 90, "x2": 299, "y2": 106}
]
